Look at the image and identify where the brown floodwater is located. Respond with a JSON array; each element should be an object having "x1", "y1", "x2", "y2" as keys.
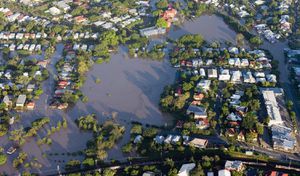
[{"x1": 0, "y1": 14, "x2": 239, "y2": 175}]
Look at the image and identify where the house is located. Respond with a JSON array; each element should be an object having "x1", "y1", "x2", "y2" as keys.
[
  {"x1": 193, "y1": 93, "x2": 204, "y2": 101},
  {"x1": 26, "y1": 102, "x2": 35, "y2": 110},
  {"x1": 237, "y1": 131, "x2": 245, "y2": 141},
  {"x1": 228, "y1": 58, "x2": 240, "y2": 67},
  {"x1": 188, "y1": 138, "x2": 208, "y2": 148},
  {"x1": 266, "y1": 74, "x2": 277, "y2": 83},
  {"x1": 27, "y1": 84, "x2": 35, "y2": 92},
  {"x1": 243, "y1": 71, "x2": 255, "y2": 83},
  {"x1": 37, "y1": 60, "x2": 49, "y2": 68},
  {"x1": 74, "y1": 16, "x2": 87, "y2": 24},
  {"x1": 142, "y1": 171, "x2": 155, "y2": 176},
  {"x1": 140, "y1": 26, "x2": 166, "y2": 37},
  {"x1": 225, "y1": 160, "x2": 244, "y2": 171},
  {"x1": 134, "y1": 135, "x2": 143, "y2": 144},
  {"x1": 219, "y1": 69, "x2": 231, "y2": 81},
  {"x1": 154, "y1": 135, "x2": 165, "y2": 144},
  {"x1": 207, "y1": 172, "x2": 214, "y2": 176},
  {"x1": 2, "y1": 95, "x2": 12, "y2": 109},
  {"x1": 196, "y1": 119, "x2": 210, "y2": 129},
  {"x1": 29, "y1": 44, "x2": 36, "y2": 52},
  {"x1": 197, "y1": 80, "x2": 211, "y2": 91},
  {"x1": 206, "y1": 59, "x2": 213, "y2": 66},
  {"x1": 55, "y1": 1, "x2": 70, "y2": 12},
  {"x1": 199, "y1": 68, "x2": 206, "y2": 77},
  {"x1": 265, "y1": 171, "x2": 289, "y2": 176},
  {"x1": 48, "y1": 7, "x2": 61, "y2": 16},
  {"x1": 178, "y1": 163, "x2": 196, "y2": 176},
  {"x1": 208, "y1": 69, "x2": 218, "y2": 78},
  {"x1": 171, "y1": 135, "x2": 181, "y2": 144},
  {"x1": 227, "y1": 113, "x2": 242, "y2": 121},
  {"x1": 218, "y1": 169, "x2": 231, "y2": 176},
  {"x1": 186, "y1": 105, "x2": 207, "y2": 119},
  {"x1": 164, "y1": 134, "x2": 173, "y2": 144},
  {"x1": 228, "y1": 47, "x2": 239, "y2": 55},
  {"x1": 161, "y1": 7, "x2": 177, "y2": 28},
  {"x1": 4, "y1": 70, "x2": 12, "y2": 79},
  {"x1": 231, "y1": 70, "x2": 242, "y2": 83},
  {"x1": 238, "y1": 10, "x2": 249, "y2": 18},
  {"x1": 254, "y1": 0, "x2": 265, "y2": 6},
  {"x1": 254, "y1": 72, "x2": 265, "y2": 78},
  {"x1": 226, "y1": 128, "x2": 236, "y2": 137},
  {"x1": 16, "y1": 94, "x2": 26, "y2": 108},
  {"x1": 241, "y1": 59, "x2": 249, "y2": 67},
  {"x1": 256, "y1": 77, "x2": 266, "y2": 83}
]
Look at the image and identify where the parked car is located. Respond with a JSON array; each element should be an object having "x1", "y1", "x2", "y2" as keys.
[{"x1": 6, "y1": 146, "x2": 16, "y2": 155}]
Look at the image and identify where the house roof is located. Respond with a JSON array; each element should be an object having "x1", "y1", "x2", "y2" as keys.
[
  {"x1": 187, "y1": 105, "x2": 207, "y2": 116},
  {"x1": 178, "y1": 163, "x2": 195, "y2": 176},
  {"x1": 16, "y1": 94, "x2": 26, "y2": 105},
  {"x1": 189, "y1": 138, "x2": 208, "y2": 146}
]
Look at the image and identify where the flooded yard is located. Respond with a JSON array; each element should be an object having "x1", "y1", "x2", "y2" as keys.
[
  {"x1": 168, "y1": 14, "x2": 237, "y2": 43},
  {"x1": 0, "y1": 14, "x2": 239, "y2": 175}
]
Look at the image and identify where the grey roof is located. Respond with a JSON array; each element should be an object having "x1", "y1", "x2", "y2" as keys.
[{"x1": 187, "y1": 105, "x2": 207, "y2": 116}]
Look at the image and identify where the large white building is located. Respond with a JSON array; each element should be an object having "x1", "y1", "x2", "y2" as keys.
[{"x1": 261, "y1": 90, "x2": 283, "y2": 126}]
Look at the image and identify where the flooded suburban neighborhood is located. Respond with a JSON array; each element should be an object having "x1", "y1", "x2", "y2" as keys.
[
  {"x1": 0, "y1": 14, "x2": 240, "y2": 174},
  {"x1": 0, "y1": 0, "x2": 300, "y2": 175}
]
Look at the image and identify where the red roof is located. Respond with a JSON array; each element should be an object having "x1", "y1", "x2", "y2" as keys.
[
  {"x1": 27, "y1": 102, "x2": 35, "y2": 109},
  {"x1": 74, "y1": 16, "x2": 87, "y2": 23},
  {"x1": 58, "y1": 80, "x2": 68, "y2": 86}
]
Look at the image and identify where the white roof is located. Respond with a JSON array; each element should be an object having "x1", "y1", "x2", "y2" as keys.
[
  {"x1": 262, "y1": 90, "x2": 283, "y2": 126},
  {"x1": 178, "y1": 163, "x2": 196, "y2": 176},
  {"x1": 218, "y1": 170, "x2": 231, "y2": 176}
]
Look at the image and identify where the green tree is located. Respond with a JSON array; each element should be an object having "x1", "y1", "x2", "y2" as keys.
[
  {"x1": 190, "y1": 164, "x2": 205, "y2": 176},
  {"x1": 236, "y1": 33, "x2": 245, "y2": 47},
  {"x1": 122, "y1": 143, "x2": 133, "y2": 153},
  {"x1": 156, "y1": 18, "x2": 168, "y2": 28},
  {"x1": 156, "y1": 0, "x2": 169, "y2": 9},
  {"x1": 256, "y1": 123, "x2": 264, "y2": 135},
  {"x1": 10, "y1": 128, "x2": 26, "y2": 145},
  {"x1": 0, "y1": 153, "x2": 7, "y2": 165},
  {"x1": 286, "y1": 100, "x2": 293, "y2": 111},
  {"x1": 103, "y1": 169, "x2": 117, "y2": 176},
  {"x1": 250, "y1": 36, "x2": 263, "y2": 46},
  {"x1": 130, "y1": 124, "x2": 143, "y2": 134},
  {"x1": 242, "y1": 113, "x2": 257, "y2": 130}
]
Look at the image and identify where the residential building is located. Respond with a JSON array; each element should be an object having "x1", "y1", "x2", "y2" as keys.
[
  {"x1": 231, "y1": 70, "x2": 242, "y2": 83},
  {"x1": 219, "y1": 69, "x2": 231, "y2": 81},
  {"x1": 208, "y1": 69, "x2": 218, "y2": 78},
  {"x1": 271, "y1": 125, "x2": 296, "y2": 152},
  {"x1": 178, "y1": 163, "x2": 196, "y2": 176},
  {"x1": 261, "y1": 90, "x2": 283, "y2": 126},
  {"x1": 224, "y1": 160, "x2": 244, "y2": 172},
  {"x1": 142, "y1": 171, "x2": 155, "y2": 176},
  {"x1": 197, "y1": 80, "x2": 211, "y2": 91},
  {"x1": 188, "y1": 138, "x2": 208, "y2": 148},
  {"x1": 2, "y1": 95, "x2": 12, "y2": 109},
  {"x1": 140, "y1": 26, "x2": 166, "y2": 37},
  {"x1": 218, "y1": 169, "x2": 231, "y2": 176},
  {"x1": 48, "y1": 7, "x2": 61, "y2": 16},
  {"x1": 16, "y1": 94, "x2": 26, "y2": 108},
  {"x1": 186, "y1": 105, "x2": 207, "y2": 119}
]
